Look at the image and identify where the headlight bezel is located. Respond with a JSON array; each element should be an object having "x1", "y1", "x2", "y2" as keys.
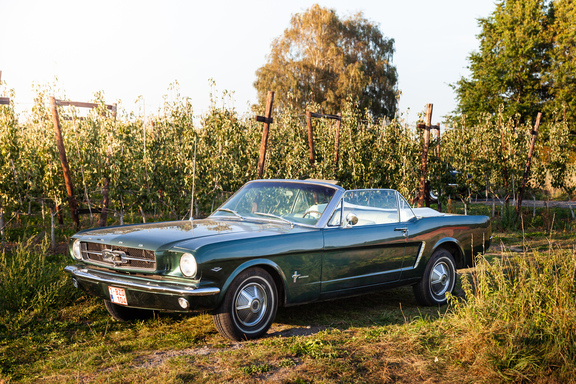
[
  {"x1": 72, "y1": 239, "x2": 82, "y2": 260},
  {"x1": 180, "y1": 252, "x2": 197, "y2": 278}
]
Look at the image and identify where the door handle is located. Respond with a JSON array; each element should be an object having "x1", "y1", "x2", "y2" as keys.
[{"x1": 394, "y1": 227, "x2": 408, "y2": 237}]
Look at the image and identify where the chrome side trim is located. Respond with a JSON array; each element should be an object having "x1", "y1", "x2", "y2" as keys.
[
  {"x1": 64, "y1": 265, "x2": 220, "y2": 296},
  {"x1": 413, "y1": 241, "x2": 426, "y2": 269},
  {"x1": 321, "y1": 267, "x2": 404, "y2": 284}
]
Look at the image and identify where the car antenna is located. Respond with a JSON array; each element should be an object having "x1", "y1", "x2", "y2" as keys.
[{"x1": 189, "y1": 138, "x2": 197, "y2": 221}]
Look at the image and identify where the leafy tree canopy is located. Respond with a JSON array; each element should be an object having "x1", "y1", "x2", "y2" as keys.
[
  {"x1": 453, "y1": 0, "x2": 553, "y2": 125},
  {"x1": 254, "y1": 4, "x2": 398, "y2": 119},
  {"x1": 547, "y1": 0, "x2": 576, "y2": 123}
]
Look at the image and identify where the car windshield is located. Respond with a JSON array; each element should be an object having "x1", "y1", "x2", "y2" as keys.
[{"x1": 212, "y1": 181, "x2": 338, "y2": 226}]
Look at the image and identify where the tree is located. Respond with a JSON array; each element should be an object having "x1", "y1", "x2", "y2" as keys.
[
  {"x1": 254, "y1": 4, "x2": 398, "y2": 118},
  {"x1": 547, "y1": 0, "x2": 576, "y2": 123},
  {"x1": 453, "y1": 0, "x2": 553, "y2": 124}
]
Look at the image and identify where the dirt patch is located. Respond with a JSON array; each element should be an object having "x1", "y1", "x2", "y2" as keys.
[
  {"x1": 129, "y1": 324, "x2": 326, "y2": 370},
  {"x1": 131, "y1": 343, "x2": 244, "y2": 369}
]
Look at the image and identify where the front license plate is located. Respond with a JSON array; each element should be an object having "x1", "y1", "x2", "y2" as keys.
[{"x1": 109, "y1": 286, "x2": 128, "y2": 305}]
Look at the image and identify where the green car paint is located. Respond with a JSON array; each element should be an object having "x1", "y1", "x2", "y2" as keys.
[{"x1": 65, "y1": 179, "x2": 491, "y2": 339}]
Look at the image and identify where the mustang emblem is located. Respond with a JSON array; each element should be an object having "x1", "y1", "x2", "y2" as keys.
[
  {"x1": 102, "y1": 249, "x2": 127, "y2": 266},
  {"x1": 292, "y1": 271, "x2": 309, "y2": 283}
]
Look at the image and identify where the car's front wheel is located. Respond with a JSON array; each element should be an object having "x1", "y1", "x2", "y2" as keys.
[
  {"x1": 104, "y1": 300, "x2": 155, "y2": 321},
  {"x1": 213, "y1": 267, "x2": 278, "y2": 341},
  {"x1": 413, "y1": 248, "x2": 456, "y2": 306}
]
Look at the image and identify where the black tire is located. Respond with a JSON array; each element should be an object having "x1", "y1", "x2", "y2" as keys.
[
  {"x1": 104, "y1": 300, "x2": 155, "y2": 322},
  {"x1": 413, "y1": 248, "x2": 456, "y2": 306},
  {"x1": 213, "y1": 267, "x2": 278, "y2": 341}
]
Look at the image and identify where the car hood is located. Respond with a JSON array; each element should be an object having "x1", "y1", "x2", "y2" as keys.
[{"x1": 73, "y1": 218, "x2": 305, "y2": 251}]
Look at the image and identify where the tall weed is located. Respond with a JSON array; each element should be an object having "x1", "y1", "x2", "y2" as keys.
[
  {"x1": 0, "y1": 236, "x2": 74, "y2": 320},
  {"x1": 449, "y1": 247, "x2": 576, "y2": 381}
]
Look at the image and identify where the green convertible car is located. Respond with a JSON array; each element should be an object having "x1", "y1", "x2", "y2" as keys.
[{"x1": 65, "y1": 179, "x2": 491, "y2": 341}]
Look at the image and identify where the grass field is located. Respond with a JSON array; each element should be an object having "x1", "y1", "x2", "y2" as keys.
[{"x1": 1, "y1": 203, "x2": 575, "y2": 383}]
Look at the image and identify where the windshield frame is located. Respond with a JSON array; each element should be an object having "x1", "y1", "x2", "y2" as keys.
[{"x1": 210, "y1": 179, "x2": 345, "y2": 228}]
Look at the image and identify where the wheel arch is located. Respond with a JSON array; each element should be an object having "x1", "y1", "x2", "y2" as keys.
[
  {"x1": 217, "y1": 259, "x2": 287, "y2": 308},
  {"x1": 431, "y1": 238, "x2": 466, "y2": 269}
]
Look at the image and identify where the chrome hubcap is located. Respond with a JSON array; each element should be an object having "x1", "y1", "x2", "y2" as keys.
[
  {"x1": 430, "y1": 261, "x2": 451, "y2": 298},
  {"x1": 235, "y1": 282, "x2": 268, "y2": 327}
]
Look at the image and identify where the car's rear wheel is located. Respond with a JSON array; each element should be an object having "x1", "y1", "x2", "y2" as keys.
[
  {"x1": 104, "y1": 300, "x2": 155, "y2": 322},
  {"x1": 413, "y1": 248, "x2": 456, "y2": 306},
  {"x1": 213, "y1": 267, "x2": 278, "y2": 341}
]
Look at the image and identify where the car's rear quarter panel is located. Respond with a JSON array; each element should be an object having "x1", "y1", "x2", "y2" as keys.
[{"x1": 402, "y1": 214, "x2": 491, "y2": 280}]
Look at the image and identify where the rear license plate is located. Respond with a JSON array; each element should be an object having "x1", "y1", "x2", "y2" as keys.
[{"x1": 109, "y1": 286, "x2": 128, "y2": 305}]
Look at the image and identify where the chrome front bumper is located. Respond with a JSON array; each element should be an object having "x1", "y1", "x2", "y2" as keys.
[{"x1": 64, "y1": 265, "x2": 220, "y2": 298}]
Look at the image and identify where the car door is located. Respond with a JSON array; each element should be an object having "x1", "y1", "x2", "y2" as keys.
[
  {"x1": 320, "y1": 189, "x2": 408, "y2": 295},
  {"x1": 394, "y1": 193, "x2": 423, "y2": 274}
]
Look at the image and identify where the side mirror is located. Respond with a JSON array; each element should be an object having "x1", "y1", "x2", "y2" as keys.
[{"x1": 345, "y1": 212, "x2": 358, "y2": 228}]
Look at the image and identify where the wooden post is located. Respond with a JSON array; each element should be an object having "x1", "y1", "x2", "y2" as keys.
[
  {"x1": 434, "y1": 124, "x2": 442, "y2": 212},
  {"x1": 516, "y1": 112, "x2": 542, "y2": 217},
  {"x1": 256, "y1": 91, "x2": 274, "y2": 179},
  {"x1": 306, "y1": 111, "x2": 315, "y2": 166},
  {"x1": 50, "y1": 96, "x2": 80, "y2": 229},
  {"x1": 417, "y1": 104, "x2": 433, "y2": 208},
  {"x1": 305, "y1": 111, "x2": 341, "y2": 168},
  {"x1": 334, "y1": 113, "x2": 341, "y2": 168}
]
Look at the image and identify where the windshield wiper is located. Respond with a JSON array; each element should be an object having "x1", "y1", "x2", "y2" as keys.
[
  {"x1": 214, "y1": 208, "x2": 244, "y2": 219},
  {"x1": 253, "y1": 212, "x2": 294, "y2": 228}
]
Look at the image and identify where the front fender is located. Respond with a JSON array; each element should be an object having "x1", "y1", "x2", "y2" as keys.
[{"x1": 215, "y1": 259, "x2": 289, "y2": 307}]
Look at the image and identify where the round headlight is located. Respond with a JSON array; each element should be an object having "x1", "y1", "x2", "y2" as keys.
[
  {"x1": 180, "y1": 253, "x2": 197, "y2": 277},
  {"x1": 72, "y1": 239, "x2": 82, "y2": 260}
]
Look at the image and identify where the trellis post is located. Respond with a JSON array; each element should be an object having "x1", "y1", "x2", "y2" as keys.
[
  {"x1": 255, "y1": 91, "x2": 275, "y2": 179},
  {"x1": 306, "y1": 111, "x2": 315, "y2": 166},
  {"x1": 417, "y1": 104, "x2": 433, "y2": 208},
  {"x1": 516, "y1": 112, "x2": 542, "y2": 218},
  {"x1": 50, "y1": 96, "x2": 80, "y2": 229}
]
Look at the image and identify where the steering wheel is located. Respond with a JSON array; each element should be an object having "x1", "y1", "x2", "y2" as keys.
[{"x1": 302, "y1": 209, "x2": 322, "y2": 218}]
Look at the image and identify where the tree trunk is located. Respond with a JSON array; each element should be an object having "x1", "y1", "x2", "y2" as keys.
[
  {"x1": 0, "y1": 206, "x2": 5, "y2": 249},
  {"x1": 516, "y1": 112, "x2": 542, "y2": 218},
  {"x1": 99, "y1": 176, "x2": 110, "y2": 227}
]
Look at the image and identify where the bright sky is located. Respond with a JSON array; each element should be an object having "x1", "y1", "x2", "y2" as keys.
[{"x1": 0, "y1": 0, "x2": 496, "y2": 124}]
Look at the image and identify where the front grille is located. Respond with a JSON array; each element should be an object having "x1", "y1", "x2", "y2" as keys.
[{"x1": 80, "y1": 242, "x2": 156, "y2": 271}]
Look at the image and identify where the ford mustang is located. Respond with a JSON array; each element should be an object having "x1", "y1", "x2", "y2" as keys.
[{"x1": 65, "y1": 179, "x2": 491, "y2": 341}]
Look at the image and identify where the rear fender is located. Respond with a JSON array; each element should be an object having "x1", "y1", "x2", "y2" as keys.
[{"x1": 431, "y1": 238, "x2": 466, "y2": 268}]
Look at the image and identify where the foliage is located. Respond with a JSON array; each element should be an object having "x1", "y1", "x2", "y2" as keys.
[
  {"x1": 254, "y1": 4, "x2": 398, "y2": 119},
  {"x1": 453, "y1": 0, "x2": 553, "y2": 125},
  {"x1": 0, "y1": 87, "x2": 20, "y2": 211},
  {"x1": 547, "y1": 0, "x2": 576, "y2": 123},
  {"x1": 454, "y1": 0, "x2": 576, "y2": 129},
  {"x1": 0, "y1": 79, "x2": 574, "y2": 239},
  {"x1": 0, "y1": 236, "x2": 75, "y2": 320}
]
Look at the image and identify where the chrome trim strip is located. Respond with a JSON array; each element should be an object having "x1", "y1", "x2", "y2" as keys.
[
  {"x1": 64, "y1": 265, "x2": 220, "y2": 296},
  {"x1": 413, "y1": 241, "x2": 426, "y2": 269},
  {"x1": 321, "y1": 267, "x2": 404, "y2": 284}
]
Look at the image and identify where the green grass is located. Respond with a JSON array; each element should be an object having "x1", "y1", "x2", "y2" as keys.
[{"x1": 1, "y1": 205, "x2": 576, "y2": 383}]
